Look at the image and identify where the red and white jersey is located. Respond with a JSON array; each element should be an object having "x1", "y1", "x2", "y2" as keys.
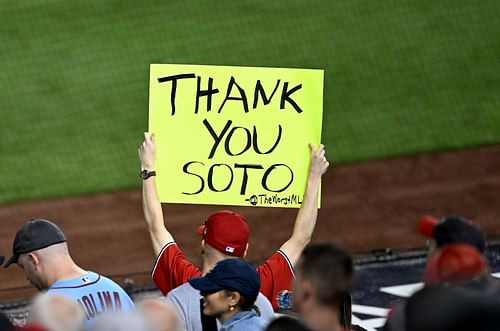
[{"x1": 151, "y1": 242, "x2": 294, "y2": 311}]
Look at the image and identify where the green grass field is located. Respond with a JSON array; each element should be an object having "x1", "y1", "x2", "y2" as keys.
[{"x1": 1, "y1": 0, "x2": 499, "y2": 203}]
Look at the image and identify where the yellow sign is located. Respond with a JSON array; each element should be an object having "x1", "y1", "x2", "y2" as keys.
[{"x1": 149, "y1": 64, "x2": 323, "y2": 208}]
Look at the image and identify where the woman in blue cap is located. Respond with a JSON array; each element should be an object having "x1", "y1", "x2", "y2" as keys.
[{"x1": 189, "y1": 259, "x2": 267, "y2": 331}]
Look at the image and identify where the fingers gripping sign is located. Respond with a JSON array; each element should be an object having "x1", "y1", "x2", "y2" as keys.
[
  {"x1": 139, "y1": 132, "x2": 156, "y2": 171},
  {"x1": 308, "y1": 143, "x2": 329, "y2": 179}
]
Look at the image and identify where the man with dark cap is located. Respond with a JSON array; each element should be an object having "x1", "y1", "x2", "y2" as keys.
[
  {"x1": 418, "y1": 215, "x2": 486, "y2": 255},
  {"x1": 4, "y1": 219, "x2": 134, "y2": 325}
]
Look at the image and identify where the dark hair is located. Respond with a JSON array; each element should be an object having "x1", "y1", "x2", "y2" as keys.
[
  {"x1": 296, "y1": 243, "x2": 354, "y2": 307},
  {"x1": 265, "y1": 316, "x2": 311, "y2": 331},
  {"x1": 223, "y1": 290, "x2": 259, "y2": 313},
  {"x1": 339, "y1": 291, "x2": 352, "y2": 329}
]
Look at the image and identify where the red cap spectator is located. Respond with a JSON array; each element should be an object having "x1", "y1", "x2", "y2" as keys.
[
  {"x1": 197, "y1": 210, "x2": 250, "y2": 257},
  {"x1": 424, "y1": 243, "x2": 488, "y2": 285}
]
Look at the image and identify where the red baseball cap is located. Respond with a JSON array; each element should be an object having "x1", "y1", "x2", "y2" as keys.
[
  {"x1": 424, "y1": 243, "x2": 487, "y2": 285},
  {"x1": 197, "y1": 210, "x2": 249, "y2": 257},
  {"x1": 418, "y1": 215, "x2": 439, "y2": 238}
]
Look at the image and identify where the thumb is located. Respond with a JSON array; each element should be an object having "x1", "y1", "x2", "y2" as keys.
[{"x1": 309, "y1": 143, "x2": 315, "y2": 155}]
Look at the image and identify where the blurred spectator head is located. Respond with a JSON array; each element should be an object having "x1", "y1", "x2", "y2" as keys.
[
  {"x1": 405, "y1": 283, "x2": 500, "y2": 331},
  {"x1": 424, "y1": 243, "x2": 488, "y2": 285},
  {"x1": 265, "y1": 316, "x2": 311, "y2": 331},
  {"x1": 293, "y1": 243, "x2": 354, "y2": 331},
  {"x1": 87, "y1": 312, "x2": 151, "y2": 331},
  {"x1": 28, "y1": 293, "x2": 84, "y2": 331},
  {"x1": 136, "y1": 298, "x2": 179, "y2": 331},
  {"x1": 418, "y1": 215, "x2": 486, "y2": 254}
]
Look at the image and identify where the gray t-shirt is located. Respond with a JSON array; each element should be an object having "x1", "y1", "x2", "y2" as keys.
[{"x1": 166, "y1": 283, "x2": 274, "y2": 331}]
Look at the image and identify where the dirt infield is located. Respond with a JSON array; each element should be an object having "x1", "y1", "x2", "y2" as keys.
[{"x1": 1, "y1": 145, "x2": 499, "y2": 302}]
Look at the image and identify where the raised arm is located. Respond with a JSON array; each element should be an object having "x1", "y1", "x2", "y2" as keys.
[
  {"x1": 138, "y1": 132, "x2": 174, "y2": 256},
  {"x1": 279, "y1": 143, "x2": 329, "y2": 266}
]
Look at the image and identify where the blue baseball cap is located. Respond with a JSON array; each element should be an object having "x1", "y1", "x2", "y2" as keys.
[{"x1": 189, "y1": 259, "x2": 260, "y2": 302}]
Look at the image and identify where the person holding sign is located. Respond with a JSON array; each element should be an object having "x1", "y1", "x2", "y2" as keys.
[{"x1": 138, "y1": 132, "x2": 329, "y2": 313}]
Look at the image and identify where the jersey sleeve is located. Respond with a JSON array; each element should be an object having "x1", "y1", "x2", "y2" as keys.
[
  {"x1": 256, "y1": 250, "x2": 295, "y2": 311},
  {"x1": 151, "y1": 242, "x2": 202, "y2": 295}
]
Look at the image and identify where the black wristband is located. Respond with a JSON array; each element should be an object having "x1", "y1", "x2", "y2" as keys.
[{"x1": 140, "y1": 170, "x2": 156, "y2": 180}]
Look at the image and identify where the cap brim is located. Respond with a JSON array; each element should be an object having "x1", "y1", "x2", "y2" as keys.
[
  {"x1": 196, "y1": 224, "x2": 206, "y2": 236},
  {"x1": 3, "y1": 254, "x2": 18, "y2": 268},
  {"x1": 188, "y1": 276, "x2": 222, "y2": 293},
  {"x1": 418, "y1": 216, "x2": 439, "y2": 238}
]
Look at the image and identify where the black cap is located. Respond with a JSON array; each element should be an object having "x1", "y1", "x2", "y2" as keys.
[
  {"x1": 3, "y1": 219, "x2": 67, "y2": 268},
  {"x1": 189, "y1": 259, "x2": 260, "y2": 303},
  {"x1": 433, "y1": 216, "x2": 486, "y2": 253}
]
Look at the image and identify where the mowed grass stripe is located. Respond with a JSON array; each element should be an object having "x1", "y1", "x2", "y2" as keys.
[{"x1": 1, "y1": 0, "x2": 499, "y2": 203}]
